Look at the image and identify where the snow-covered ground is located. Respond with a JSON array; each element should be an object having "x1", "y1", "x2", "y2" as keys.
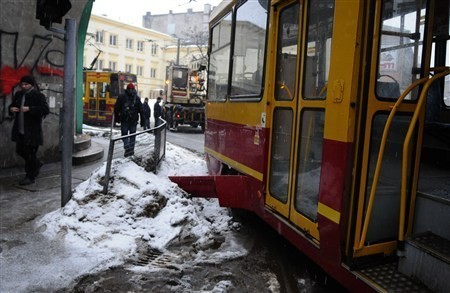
[
  {"x1": 1, "y1": 132, "x2": 249, "y2": 292},
  {"x1": 39, "y1": 140, "x2": 246, "y2": 263}
]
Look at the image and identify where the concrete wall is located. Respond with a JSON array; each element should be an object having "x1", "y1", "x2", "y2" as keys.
[{"x1": 0, "y1": 0, "x2": 89, "y2": 168}]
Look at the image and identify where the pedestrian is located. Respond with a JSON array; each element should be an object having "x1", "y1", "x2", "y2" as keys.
[
  {"x1": 9, "y1": 75, "x2": 49, "y2": 185},
  {"x1": 141, "y1": 97, "x2": 151, "y2": 130},
  {"x1": 113, "y1": 83, "x2": 142, "y2": 157},
  {"x1": 154, "y1": 96, "x2": 163, "y2": 127}
]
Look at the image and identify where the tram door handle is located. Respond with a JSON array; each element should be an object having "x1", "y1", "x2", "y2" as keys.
[{"x1": 333, "y1": 79, "x2": 344, "y2": 103}]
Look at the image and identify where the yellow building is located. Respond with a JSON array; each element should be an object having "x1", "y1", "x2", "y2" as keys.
[{"x1": 84, "y1": 14, "x2": 205, "y2": 99}]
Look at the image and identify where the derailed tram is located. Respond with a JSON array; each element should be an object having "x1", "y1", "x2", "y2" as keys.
[{"x1": 170, "y1": 0, "x2": 450, "y2": 291}]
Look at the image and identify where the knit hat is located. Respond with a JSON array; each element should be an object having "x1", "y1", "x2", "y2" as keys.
[
  {"x1": 20, "y1": 75, "x2": 35, "y2": 86},
  {"x1": 126, "y1": 83, "x2": 135, "y2": 89}
]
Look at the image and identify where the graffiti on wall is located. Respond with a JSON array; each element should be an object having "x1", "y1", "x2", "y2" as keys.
[{"x1": 0, "y1": 29, "x2": 65, "y2": 122}]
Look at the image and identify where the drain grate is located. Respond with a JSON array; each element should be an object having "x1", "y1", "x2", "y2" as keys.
[{"x1": 131, "y1": 248, "x2": 180, "y2": 270}]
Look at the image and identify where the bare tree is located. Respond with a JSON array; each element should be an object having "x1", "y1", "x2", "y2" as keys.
[{"x1": 182, "y1": 27, "x2": 208, "y2": 60}]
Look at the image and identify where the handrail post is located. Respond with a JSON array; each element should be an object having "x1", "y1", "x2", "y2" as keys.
[
  {"x1": 355, "y1": 67, "x2": 450, "y2": 252},
  {"x1": 355, "y1": 77, "x2": 428, "y2": 251},
  {"x1": 102, "y1": 139, "x2": 115, "y2": 194},
  {"x1": 399, "y1": 68, "x2": 450, "y2": 242}
]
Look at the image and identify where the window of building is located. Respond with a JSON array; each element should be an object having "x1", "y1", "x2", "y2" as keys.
[
  {"x1": 96, "y1": 31, "x2": 104, "y2": 43},
  {"x1": 150, "y1": 68, "x2": 156, "y2": 78},
  {"x1": 109, "y1": 61, "x2": 117, "y2": 71},
  {"x1": 110, "y1": 34, "x2": 117, "y2": 46},
  {"x1": 97, "y1": 59, "x2": 104, "y2": 70},
  {"x1": 151, "y1": 44, "x2": 157, "y2": 55},
  {"x1": 137, "y1": 41, "x2": 144, "y2": 52},
  {"x1": 137, "y1": 66, "x2": 144, "y2": 76},
  {"x1": 125, "y1": 64, "x2": 132, "y2": 73},
  {"x1": 126, "y1": 38, "x2": 133, "y2": 50}
]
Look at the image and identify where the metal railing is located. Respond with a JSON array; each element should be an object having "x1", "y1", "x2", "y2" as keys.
[
  {"x1": 102, "y1": 117, "x2": 167, "y2": 194},
  {"x1": 355, "y1": 67, "x2": 450, "y2": 252}
]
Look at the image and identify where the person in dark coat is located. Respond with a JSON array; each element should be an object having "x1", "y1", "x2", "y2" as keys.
[
  {"x1": 154, "y1": 96, "x2": 163, "y2": 127},
  {"x1": 114, "y1": 83, "x2": 142, "y2": 157},
  {"x1": 140, "y1": 97, "x2": 151, "y2": 130},
  {"x1": 9, "y1": 75, "x2": 49, "y2": 185}
]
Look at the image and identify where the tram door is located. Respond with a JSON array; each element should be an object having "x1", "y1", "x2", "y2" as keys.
[
  {"x1": 85, "y1": 73, "x2": 109, "y2": 122},
  {"x1": 352, "y1": 0, "x2": 447, "y2": 257},
  {"x1": 266, "y1": 0, "x2": 334, "y2": 241}
]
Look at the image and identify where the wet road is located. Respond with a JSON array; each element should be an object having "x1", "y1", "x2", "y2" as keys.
[
  {"x1": 166, "y1": 125, "x2": 205, "y2": 153},
  {"x1": 63, "y1": 211, "x2": 346, "y2": 292}
]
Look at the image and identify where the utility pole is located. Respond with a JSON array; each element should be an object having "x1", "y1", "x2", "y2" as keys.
[
  {"x1": 36, "y1": 0, "x2": 74, "y2": 207},
  {"x1": 176, "y1": 38, "x2": 181, "y2": 65},
  {"x1": 61, "y1": 18, "x2": 76, "y2": 207}
]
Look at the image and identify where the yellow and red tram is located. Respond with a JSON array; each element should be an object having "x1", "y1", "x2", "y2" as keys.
[
  {"x1": 83, "y1": 71, "x2": 137, "y2": 126},
  {"x1": 171, "y1": 0, "x2": 450, "y2": 291}
]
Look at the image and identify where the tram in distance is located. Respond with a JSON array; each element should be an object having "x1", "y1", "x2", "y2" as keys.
[
  {"x1": 170, "y1": 0, "x2": 450, "y2": 291},
  {"x1": 82, "y1": 71, "x2": 137, "y2": 126}
]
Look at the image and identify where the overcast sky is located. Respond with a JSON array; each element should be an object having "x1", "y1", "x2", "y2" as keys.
[{"x1": 91, "y1": 0, "x2": 223, "y2": 26}]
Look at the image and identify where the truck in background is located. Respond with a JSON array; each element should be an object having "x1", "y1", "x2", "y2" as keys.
[{"x1": 163, "y1": 60, "x2": 207, "y2": 132}]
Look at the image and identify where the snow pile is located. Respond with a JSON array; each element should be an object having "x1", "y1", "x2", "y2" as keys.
[{"x1": 38, "y1": 141, "x2": 246, "y2": 273}]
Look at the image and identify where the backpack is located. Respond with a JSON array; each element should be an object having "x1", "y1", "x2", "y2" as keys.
[{"x1": 121, "y1": 95, "x2": 137, "y2": 122}]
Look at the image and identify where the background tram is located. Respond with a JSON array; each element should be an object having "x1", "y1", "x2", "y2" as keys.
[
  {"x1": 171, "y1": 0, "x2": 450, "y2": 292},
  {"x1": 82, "y1": 71, "x2": 137, "y2": 126}
]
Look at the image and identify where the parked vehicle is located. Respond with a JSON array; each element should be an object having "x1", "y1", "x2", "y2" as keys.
[
  {"x1": 163, "y1": 62, "x2": 206, "y2": 131},
  {"x1": 83, "y1": 71, "x2": 137, "y2": 126}
]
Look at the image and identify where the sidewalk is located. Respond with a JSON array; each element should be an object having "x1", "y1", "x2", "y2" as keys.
[
  {"x1": 0, "y1": 151, "x2": 107, "y2": 292},
  {"x1": 0, "y1": 156, "x2": 106, "y2": 227}
]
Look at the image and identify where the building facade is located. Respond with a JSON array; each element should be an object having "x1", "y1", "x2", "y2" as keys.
[
  {"x1": 85, "y1": 14, "x2": 206, "y2": 99},
  {"x1": 142, "y1": 4, "x2": 213, "y2": 43}
]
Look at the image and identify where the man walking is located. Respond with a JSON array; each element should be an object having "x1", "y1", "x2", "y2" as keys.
[
  {"x1": 114, "y1": 83, "x2": 142, "y2": 157},
  {"x1": 141, "y1": 97, "x2": 151, "y2": 130},
  {"x1": 154, "y1": 96, "x2": 162, "y2": 127},
  {"x1": 9, "y1": 75, "x2": 49, "y2": 185}
]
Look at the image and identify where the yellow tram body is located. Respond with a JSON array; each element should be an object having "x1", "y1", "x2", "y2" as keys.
[{"x1": 172, "y1": 0, "x2": 450, "y2": 291}]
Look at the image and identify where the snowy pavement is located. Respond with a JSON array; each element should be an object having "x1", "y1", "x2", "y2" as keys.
[{"x1": 0, "y1": 133, "x2": 254, "y2": 292}]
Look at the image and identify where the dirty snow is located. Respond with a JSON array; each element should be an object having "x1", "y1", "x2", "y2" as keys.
[{"x1": 3, "y1": 135, "x2": 248, "y2": 292}]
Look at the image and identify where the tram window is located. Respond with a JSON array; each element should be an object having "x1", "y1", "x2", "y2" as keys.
[
  {"x1": 99, "y1": 82, "x2": 108, "y2": 98},
  {"x1": 294, "y1": 110, "x2": 325, "y2": 221},
  {"x1": 376, "y1": 0, "x2": 427, "y2": 100},
  {"x1": 110, "y1": 74, "x2": 119, "y2": 98},
  {"x1": 269, "y1": 108, "x2": 293, "y2": 203},
  {"x1": 230, "y1": 0, "x2": 268, "y2": 98},
  {"x1": 442, "y1": 10, "x2": 450, "y2": 107},
  {"x1": 302, "y1": 0, "x2": 334, "y2": 100},
  {"x1": 89, "y1": 82, "x2": 97, "y2": 98},
  {"x1": 366, "y1": 114, "x2": 413, "y2": 242},
  {"x1": 208, "y1": 12, "x2": 232, "y2": 101},
  {"x1": 445, "y1": 75, "x2": 450, "y2": 107},
  {"x1": 275, "y1": 3, "x2": 300, "y2": 101},
  {"x1": 88, "y1": 99, "x2": 96, "y2": 116},
  {"x1": 99, "y1": 100, "x2": 106, "y2": 114}
]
